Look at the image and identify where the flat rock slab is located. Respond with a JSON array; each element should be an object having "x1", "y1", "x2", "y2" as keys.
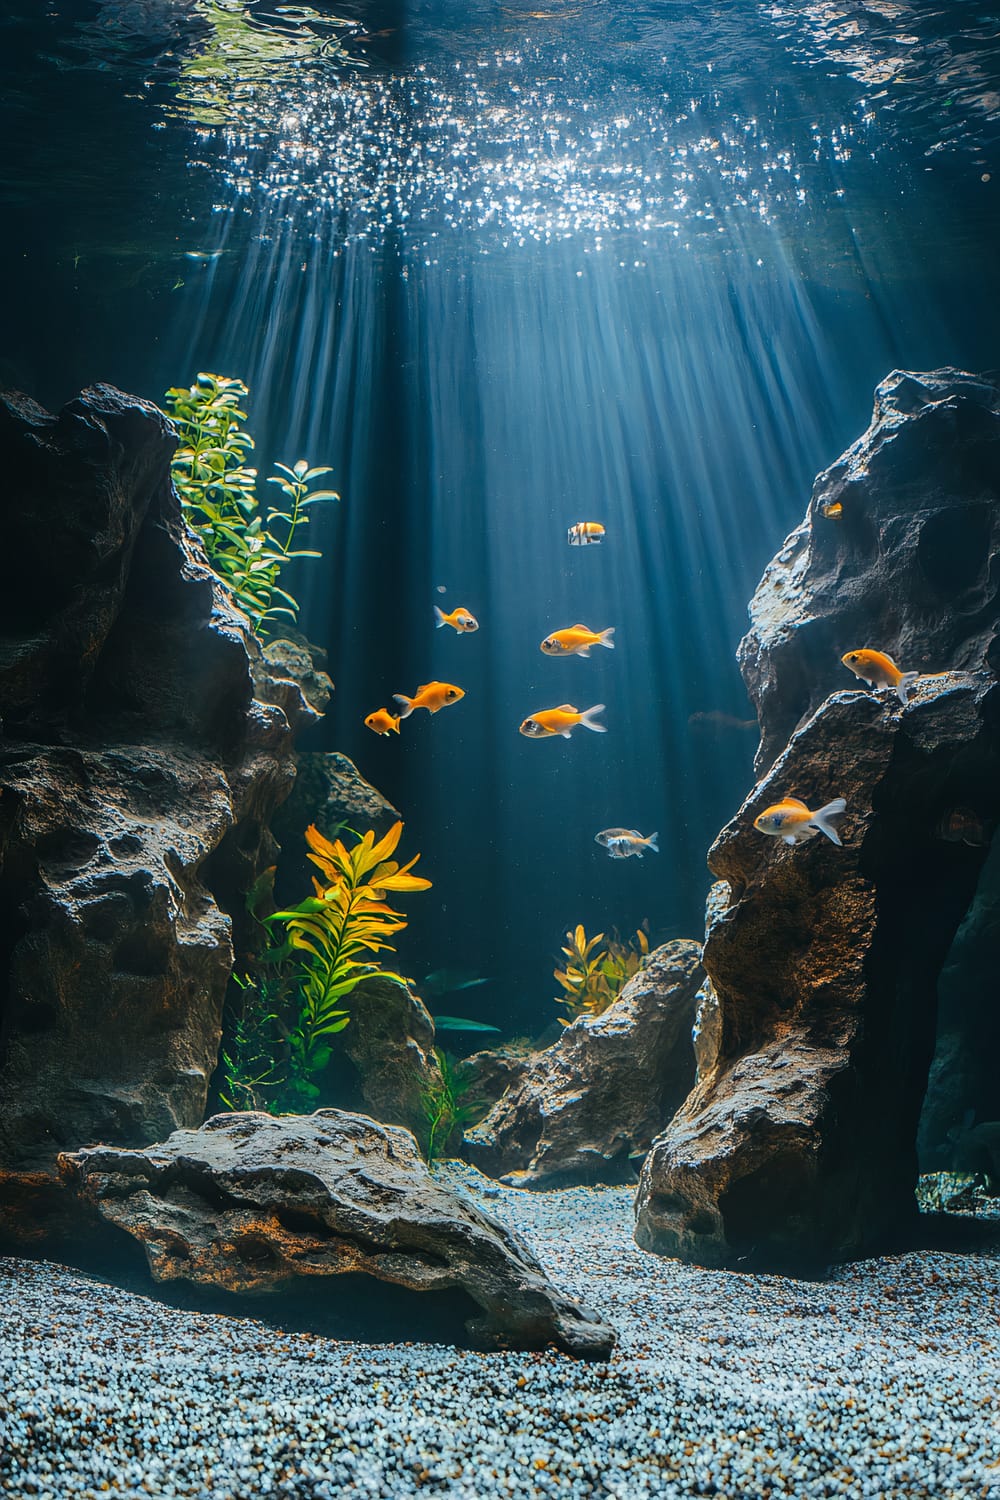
[{"x1": 60, "y1": 1109, "x2": 616, "y2": 1358}]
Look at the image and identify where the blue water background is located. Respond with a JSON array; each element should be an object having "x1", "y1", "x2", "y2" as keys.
[{"x1": 1, "y1": 0, "x2": 998, "y2": 1031}]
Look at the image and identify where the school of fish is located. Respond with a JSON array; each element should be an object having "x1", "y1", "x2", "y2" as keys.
[{"x1": 359, "y1": 513, "x2": 941, "y2": 868}]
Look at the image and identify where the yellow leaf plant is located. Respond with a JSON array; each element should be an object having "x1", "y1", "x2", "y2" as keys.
[
  {"x1": 554, "y1": 921, "x2": 650, "y2": 1024},
  {"x1": 266, "y1": 821, "x2": 430, "y2": 1102}
]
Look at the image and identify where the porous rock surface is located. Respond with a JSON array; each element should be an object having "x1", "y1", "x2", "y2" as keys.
[
  {"x1": 338, "y1": 973, "x2": 445, "y2": 1135},
  {"x1": 271, "y1": 749, "x2": 400, "y2": 903},
  {"x1": 0, "y1": 385, "x2": 309, "y2": 1242},
  {"x1": 60, "y1": 1109, "x2": 616, "y2": 1357},
  {"x1": 464, "y1": 941, "x2": 703, "y2": 1187},
  {"x1": 743, "y1": 367, "x2": 1000, "y2": 774},
  {"x1": 635, "y1": 369, "x2": 1000, "y2": 1271}
]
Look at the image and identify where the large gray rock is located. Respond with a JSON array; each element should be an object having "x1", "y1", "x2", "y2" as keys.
[
  {"x1": 0, "y1": 385, "x2": 309, "y2": 1243},
  {"x1": 464, "y1": 941, "x2": 703, "y2": 1187},
  {"x1": 271, "y1": 750, "x2": 401, "y2": 904},
  {"x1": 339, "y1": 974, "x2": 444, "y2": 1136},
  {"x1": 636, "y1": 675, "x2": 1000, "y2": 1271},
  {"x1": 60, "y1": 1110, "x2": 616, "y2": 1357},
  {"x1": 635, "y1": 369, "x2": 1000, "y2": 1272},
  {"x1": 742, "y1": 368, "x2": 1000, "y2": 774}
]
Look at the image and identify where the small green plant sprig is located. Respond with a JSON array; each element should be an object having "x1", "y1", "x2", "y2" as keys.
[
  {"x1": 219, "y1": 971, "x2": 287, "y2": 1111},
  {"x1": 164, "y1": 373, "x2": 339, "y2": 635},
  {"x1": 554, "y1": 921, "x2": 650, "y2": 1023},
  {"x1": 419, "y1": 1049, "x2": 486, "y2": 1166},
  {"x1": 265, "y1": 822, "x2": 431, "y2": 1106}
]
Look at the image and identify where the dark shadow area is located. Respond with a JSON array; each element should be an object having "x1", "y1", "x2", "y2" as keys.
[
  {"x1": 14, "y1": 1232, "x2": 486, "y2": 1348},
  {"x1": 898, "y1": 1208, "x2": 1000, "y2": 1255}
]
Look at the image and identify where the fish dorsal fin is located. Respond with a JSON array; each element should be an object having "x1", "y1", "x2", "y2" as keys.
[
  {"x1": 415, "y1": 683, "x2": 435, "y2": 695},
  {"x1": 556, "y1": 703, "x2": 577, "y2": 713},
  {"x1": 783, "y1": 798, "x2": 811, "y2": 811},
  {"x1": 571, "y1": 623, "x2": 590, "y2": 631}
]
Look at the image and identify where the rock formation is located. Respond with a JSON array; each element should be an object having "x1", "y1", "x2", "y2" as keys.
[
  {"x1": 61, "y1": 1109, "x2": 616, "y2": 1357},
  {"x1": 635, "y1": 369, "x2": 1000, "y2": 1270},
  {"x1": 0, "y1": 385, "x2": 310, "y2": 1243},
  {"x1": 464, "y1": 941, "x2": 703, "y2": 1187},
  {"x1": 336, "y1": 973, "x2": 444, "y2": 1136},
  {"x1": 271, "y1": 750, "x2": 400, "y2": 903}
]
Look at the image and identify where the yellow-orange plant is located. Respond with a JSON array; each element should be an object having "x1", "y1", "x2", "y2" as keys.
[
  {"x1": 267, "y1": 821, "x2": 430, "y2": 1101},
  {"x1": 554, "y1": 922, "x2": 649, "y2": 1024}
]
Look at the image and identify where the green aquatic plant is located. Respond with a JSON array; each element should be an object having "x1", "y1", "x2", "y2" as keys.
[
  {"x1": 266, "y1": 822, "x2": 431, "y2": 1105},
  {"x1": 554, "y1": 921, "x2": 650, "y2": 1023},
  {"x1": 218, "y1": 971, "x2": 287, "y2": 1112},
  {"x1": 164, "y1": 372, "x2": 338, "y2": 635},
  {"x1": 419, "y1": 1049, "x2": 486, "y2": 1166}
]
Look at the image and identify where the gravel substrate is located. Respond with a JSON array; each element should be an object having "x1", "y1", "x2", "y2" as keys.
[{"x1": 1, "y1": 1165, "x2": 999, "y2": 1500}]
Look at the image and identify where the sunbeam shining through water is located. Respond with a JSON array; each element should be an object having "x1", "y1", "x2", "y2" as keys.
[{"x1": 2, "y1": 0, "x2": 998, "y2": 1029}]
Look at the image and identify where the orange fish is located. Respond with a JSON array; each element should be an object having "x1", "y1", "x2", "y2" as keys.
[
  {"x1": 364, "y1": 709, "x2": 401, "y2": 737},
  {"x1": 842, "y1": 649, "x2": 919, "y2": 704},
  {"x1": 434, "y1": 605, "x2": 479, "y2": 633},
  {"x1": 393, "y1": 682, "x2": 465, "y2": 717},
  {"x1": 754, "y1": 797, "x2": 847, "y2": 847},
  {"x1": 820, "y1": 501, "x2": 843, "y2": 520},
  {"x1": 540, "y1": 624, "x2": 615, "y2": 657},
  {"x1": 568, "y1": 521, "x2": 605, "y2": 546},
  {"x1": 519, "y1": 703, "x2": 607, "y2": 738},
  {"x1": 937, "y1": 807, "x2": 990, "y2": 848}
]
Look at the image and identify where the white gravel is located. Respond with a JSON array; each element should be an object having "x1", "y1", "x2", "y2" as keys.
[{"x1": 1, "y1": 1164, "x2": 998, "y2": 1500}]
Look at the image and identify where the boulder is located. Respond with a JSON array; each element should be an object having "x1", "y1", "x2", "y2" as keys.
[
  {"x1": 263, "y1": 636, "x2": 333, "y2": 718},
  {"x1": 453, "y1": 1045, "x2": 533, "y2": 1117},
  {"x1": 0, "y1": 385, "x2": 309, "y2": 1243},
  {"x1": 636, "y1": 676, "x2": 1000, "y2": 1269},
  {"x1": 60, "y1": 1109, "x2": 616, "y2": 1357},
  {"x1": 271, "y1": 750, "x2": 401, "y2": 903},
  {"x1": 635, "y1": 371, "x2": 1000, "y2": 1272},
  {"x1": 741, "y1": 368, "x2": 1000, "y2": 774},
  {"x1": 337, "y1": 973, "x2": 444, "y2": 1135},
  {"x1": 464, "y1": 941, "x2": 703, "y2": 1187}
]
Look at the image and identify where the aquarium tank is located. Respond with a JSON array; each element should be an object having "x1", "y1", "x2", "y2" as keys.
[{"x1": 0, "y1": 1, "x2": 999, "y2": 1497}]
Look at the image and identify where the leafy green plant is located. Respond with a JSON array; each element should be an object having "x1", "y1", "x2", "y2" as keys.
[
  {"x1": 419, "y1": 1049, "x2": 486, "y2": 1166},
  {"x1": 218, "y1": 972, "x2": 288, "y2": 1111},
  {"x1": 554, "y1": 921, "x2": 650, "y2": 1023},
  {"x1": 164, "y1": 372, "x2": 338, "y2": 635},
  {"x1": 265, "y1": 821, "x2": 431, "y2": 1105}
]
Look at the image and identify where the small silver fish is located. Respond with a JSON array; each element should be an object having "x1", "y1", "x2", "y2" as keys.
[{"x1": 595, "y1": 828, "x2": 659, "y2": 858}]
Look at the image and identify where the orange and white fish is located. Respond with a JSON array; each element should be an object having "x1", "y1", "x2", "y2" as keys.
[
  {"x1": 364, "y1": 708, "x2": 401, "y2": 736},
  {"x1": 393, "y1": 682, "x2": 465, "y2": 717},
  {"x1": 519, "y1": 703, "x2": 606, "y2": 738},
  {"x1": 434, "y1": 605, "x2": 479, "y2": 633},
  {"x1": 842, "y1": 649, "x2": 919, "y2": 705},
  {"x1": 568, "y1": 521, "x2": 605, "y2": 546},
  {"x1": 595, "y1": 827, "x2": 658, "y2": 858},
  {"x1": 754, "y1": 797, "x2": 847, "y2": 847},
  {"x1": 540, "y1": 624, "x2": 615, "y2": 657}
]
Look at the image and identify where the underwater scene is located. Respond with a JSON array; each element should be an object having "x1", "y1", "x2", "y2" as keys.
[{"x1": 1, "y1": 1, "x2": 1000, "y2": 1497}]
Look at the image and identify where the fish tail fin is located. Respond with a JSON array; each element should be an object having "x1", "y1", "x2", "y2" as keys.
[
  {"x1": 392, "y1": 694, "x2": 415, "y2": 719},
  {"x1": 897, "y1": 671, "x2": 919, "y2": 704},
  {"x1": 646, "y1": 832, "x2": 659, "y2": 852},
  {"x1": 598, "y1": 627, "x2": 615, "y2": 650},
  {"x1": 810, "y1": 798, "x2": 847, "y2": 846},
  {"x1": 580, "y1": 704, "x2": 607, "y2": 733},
  {"x1": 433, "y1": 606, "x2": 447, "y2": 628}
]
